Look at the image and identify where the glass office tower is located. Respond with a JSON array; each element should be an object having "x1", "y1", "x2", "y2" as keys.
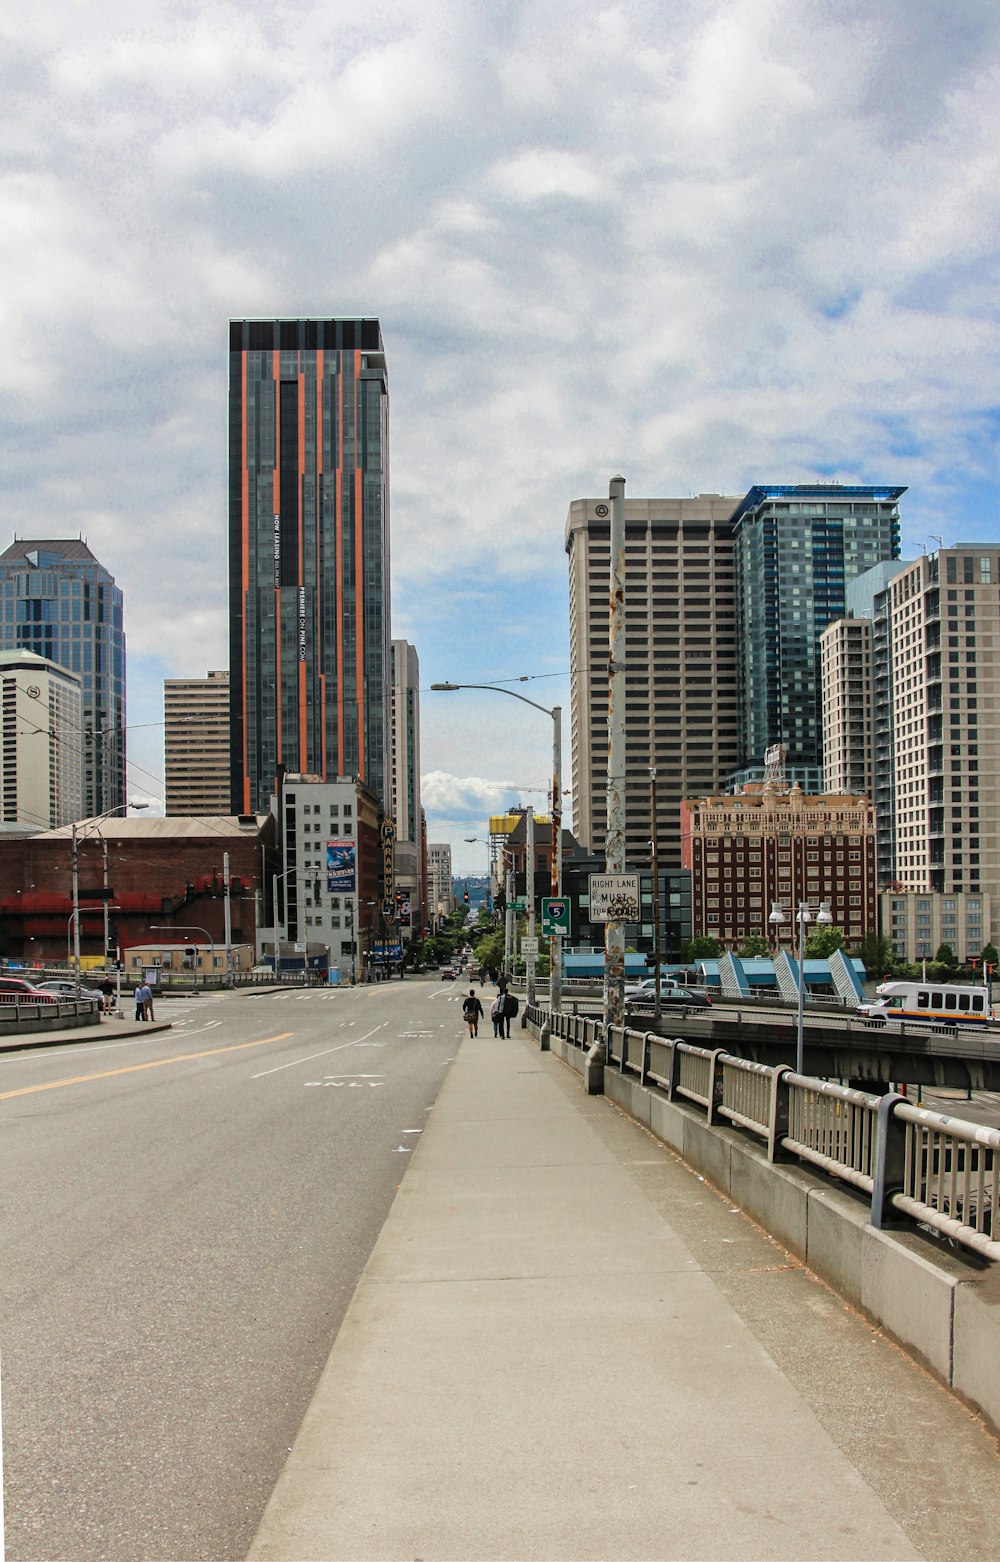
[
  {"x1": 732, "y1": 484, "x2": 903, "y2": 778},
  {"x1": 0, "y1": 539, "x2": 126, "y2": 817},
  {"x1": 228, "y1": 319, "x2": 390, "y2": 816}
]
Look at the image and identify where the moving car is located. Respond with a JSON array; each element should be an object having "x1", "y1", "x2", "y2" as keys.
[
  {"x1": 624, "y1": 981, "x2": 711, "y2": 1012},
  {"x1": 440, "y1": 967, "x2": 457, "y2": 981},
  {"x1": 0, "y1": 977, "x2": 60, "y2": 1003}
]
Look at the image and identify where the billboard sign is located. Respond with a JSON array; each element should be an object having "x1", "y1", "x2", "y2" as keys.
[{"x1": 327, "y1": 840, "x2": 357, "y2": 893}]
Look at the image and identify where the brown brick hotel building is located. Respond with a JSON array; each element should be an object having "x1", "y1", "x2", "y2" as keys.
[{"x1": 681, "y1": 780, "x2": 876, "y2": 950}]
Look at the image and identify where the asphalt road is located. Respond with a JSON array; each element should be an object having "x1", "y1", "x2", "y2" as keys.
[{"x1": 0, "y1": 976, "x2": 469, "y2": 1561}]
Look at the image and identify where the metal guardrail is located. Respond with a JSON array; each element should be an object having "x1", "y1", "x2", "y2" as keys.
[{"x1": 529, "y1": 1003, "x2": 1000, "y2": 1263}]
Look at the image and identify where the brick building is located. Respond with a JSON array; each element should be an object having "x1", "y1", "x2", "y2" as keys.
[
  {"x1": 680, "y1": 779, "x2": 876, "y2": 950},
  {"x1": 0, "y1": 815, "x2": 272, "y2": 966}
]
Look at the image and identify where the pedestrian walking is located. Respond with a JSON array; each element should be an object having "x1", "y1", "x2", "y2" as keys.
[
  {"x1": 140, "y1": 982, "x2": 154, "y2": 1021},
  {"x1": 502, "y1": 990, "x2": 519, "y2": 1037},
  {"x1": 490, "y1": 994, "x2": 504, "y2": 1036},
  {"x1": 462, "y1": 988, "x2": 484, "y2": 1037},
  {"x1": 134, "y1": 983, "x2": 146, "y2": 1022},
  {"x1": 496, "y1": 971, "x2": 509, "y2": 996}
]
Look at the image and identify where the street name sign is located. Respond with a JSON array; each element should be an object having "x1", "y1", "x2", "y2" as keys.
[{"x1": 588, "y1": 873, "x2": 641, "y2": 922}]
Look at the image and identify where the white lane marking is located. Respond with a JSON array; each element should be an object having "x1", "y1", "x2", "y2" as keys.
[
  {"x1": 401, "y1": 1128, "x2": 422, "y2": 1135},
  {"x1": 251, "y1": 1024, "x2": 387, "y2": 1079},
  {"x1": 393, "y1": 1145, "x2": 412, "y2": 1153}
]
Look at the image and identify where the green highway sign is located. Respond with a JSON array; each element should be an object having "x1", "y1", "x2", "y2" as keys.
[{"x1": 541, "y1": 897, "x2": 570, "y2": 938}]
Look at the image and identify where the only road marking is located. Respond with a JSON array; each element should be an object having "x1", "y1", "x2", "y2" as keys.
[{"x1": 0, "y1": 1033, "x2": 295, "y2": 1102}]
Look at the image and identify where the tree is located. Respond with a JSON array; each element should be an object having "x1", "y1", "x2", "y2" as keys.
[
  {"x1": 934, "y1": 942, "x2": 957, "y2": 968},
  {"x1": 683, "y1": 936, "x2": 722, "y2": 962},
  {"x1": 472, "y1": 927, "x2": 505, "y2": 976},
  {"x1": 804, "y1": 925, "x2": 845, "y2": 958},
  {"x1": 980, "y1": 942, "x2": 999, "y2": 970},
  {"x1": 858, "y1": 932, "x2": 896, "y2": 979},
  {"x1": 737, "y1": 935, "x2": 770, "y2": 958}
]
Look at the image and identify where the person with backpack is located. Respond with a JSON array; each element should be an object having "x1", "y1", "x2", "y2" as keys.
[
  {"x1": 490, "y1": 993, "x2": 504, "y2": 1036},
  {"x1": 462, "y1": 988, "x2": 484, "y2": 1037},
  {"x1": 502, "y1": 990, "x2": 519, "y2": 1036}
]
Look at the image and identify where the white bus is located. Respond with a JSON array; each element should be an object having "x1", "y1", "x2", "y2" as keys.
[{"x1": 857, "y1": 981, "x2": 994, "y2": 1027}]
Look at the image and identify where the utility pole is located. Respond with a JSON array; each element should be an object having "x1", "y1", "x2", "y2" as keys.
[
  {"x1": 586, "y1": 473, "x2": 626, "y2": 1093},
  {"x1": 650, "y1": 766, "x2": 662, "y2": 1024},
  {"x1": 223, "y1": 850, "x2": 233, "y2": 985},
  {"x1": 525, "y1": 807, "x2": 536, "y2": 1010}
]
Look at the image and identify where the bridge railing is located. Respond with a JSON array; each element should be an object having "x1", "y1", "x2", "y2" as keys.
[{"x1": 530, "y1": 1003, "x2": 1000, "y2": 1262}]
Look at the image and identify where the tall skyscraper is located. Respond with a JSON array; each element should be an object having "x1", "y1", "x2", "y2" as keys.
[
  {"x1": 164, "y1": 669, "x2": 231, "y2": 816},
  {"x1": 0, "y1": 539, "x2": 126, "y2": 816},
  {"x1": 732, "y1": 484, "x2": 903, "y2": 784},
  {"x1": 0, "y1": 649, "x2": 84, "y2": 827},
  {"x1": 566, "y1": 494, "x2": 742, "y2": 871},
  {"x1": 228, "y1": 318, "x2": 391, "y2": 816}
]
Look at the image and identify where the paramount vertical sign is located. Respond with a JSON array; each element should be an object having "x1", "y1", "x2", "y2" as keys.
[{"x1": 380, "y1": 818, "x2": 396, "y2": 923}]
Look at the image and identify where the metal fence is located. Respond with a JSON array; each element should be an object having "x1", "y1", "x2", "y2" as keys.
[{"x1": 530, "y1": 1004, "x2": 1000, "y2": 1262}]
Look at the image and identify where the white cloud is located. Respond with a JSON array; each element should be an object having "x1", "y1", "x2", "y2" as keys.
[{"x1": 2, "y1": 0, "x2": 1000, "y2": 836}]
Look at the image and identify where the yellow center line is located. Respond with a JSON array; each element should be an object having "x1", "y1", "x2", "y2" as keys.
[{"x1": 0, "y1": 1033, "x2": 295, "y2": 1102}]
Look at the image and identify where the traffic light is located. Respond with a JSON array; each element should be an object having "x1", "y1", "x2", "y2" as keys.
[{"x1": 463, "y1": 889, "x2": 469, "y2": 904}]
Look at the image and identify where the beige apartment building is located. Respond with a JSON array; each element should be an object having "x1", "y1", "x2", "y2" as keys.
[
  {"x1": 164, "y1": 670, "x2": 230, "y2": 816},
  {"x1": 566, "y1": 494, "x2": 742, "y2": 872},
  {"x1": 820, "y1": 616, "x2": 874, "y2": 798},
  {"x1": 819, "y1": 546, "x2": 1000, "y2": 960}
]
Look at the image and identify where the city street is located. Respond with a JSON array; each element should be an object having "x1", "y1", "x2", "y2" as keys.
[{"x1": 0, "y1": 976, "x2": 470, "y2": 1561}]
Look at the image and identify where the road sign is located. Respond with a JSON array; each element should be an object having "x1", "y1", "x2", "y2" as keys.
[
  {"x1": 521, "y1": 936, "x2": 539, "y2": 955},
  {"x1": 511, "y1": 898, "x2": 527, "y2": 912},
  {"x1": 541, "y1": 898, "x2": 570, "y2": 938},
  {"x1": 588, "y1": 873, "x2": 641, "y2": 922}
]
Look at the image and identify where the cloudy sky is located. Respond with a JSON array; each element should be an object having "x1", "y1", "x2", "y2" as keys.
[{"x1": 3, "y1": 0, "x2": 1000, "y2": 871}]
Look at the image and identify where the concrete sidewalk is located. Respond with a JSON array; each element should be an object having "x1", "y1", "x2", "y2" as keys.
[{"x1": 248, "y1": 1030, "x2": 1000, "y2": 1562}]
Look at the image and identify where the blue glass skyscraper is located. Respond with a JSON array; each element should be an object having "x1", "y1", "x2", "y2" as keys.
[
  {"x1": 732, "y1": 484, "x2": 904, "y2": 780},
  {"x1": 0, "y1": 538, "x2": 126, "y2": 817}
]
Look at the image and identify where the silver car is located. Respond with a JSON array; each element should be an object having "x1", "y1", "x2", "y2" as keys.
[{"x1": 34, "y1": 978, "x2": 104, "y2": 1002}]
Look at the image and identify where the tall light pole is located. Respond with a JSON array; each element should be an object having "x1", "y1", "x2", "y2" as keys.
[
  {"x1": 71, "y1": 802, "x2": 148, "y2": 992},
  {"x1": 432, "y1": 681, "x2": 563, "y2": 1013},
  {"x1": 272, "y1": 866, "x2": 297, "y2": 971},
  {"x1": 769, "y1": 899, "x2": 833, "y2": 1075}
]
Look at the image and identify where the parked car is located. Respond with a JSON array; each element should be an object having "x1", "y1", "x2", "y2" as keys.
[
  {"x1": 0, "y1": 977, "x2": 60, "y2": 1004},
  {"x1": 34, "y1": 978, "x2": 104, "y2": 1001}
]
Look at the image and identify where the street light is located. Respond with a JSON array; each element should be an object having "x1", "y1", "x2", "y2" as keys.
[
  {"x1": 149, "y1": 926, "x2": 216, "y2": 985},
  {"x1": 769, "y1": 900, "x2": 833, "y2": 1076},
  {"x1": 463, "y1": 838, "x2": 493, "y2": 915},
  {"x1": 71, "y1": 802, "x2": 148, "y2": 993},
  {"x1": 432, "y1": 681, "x2": 562, "y2": 1013},
  {"x1": 272, "y1": 866, "x2": 298, "y2": 971}
]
